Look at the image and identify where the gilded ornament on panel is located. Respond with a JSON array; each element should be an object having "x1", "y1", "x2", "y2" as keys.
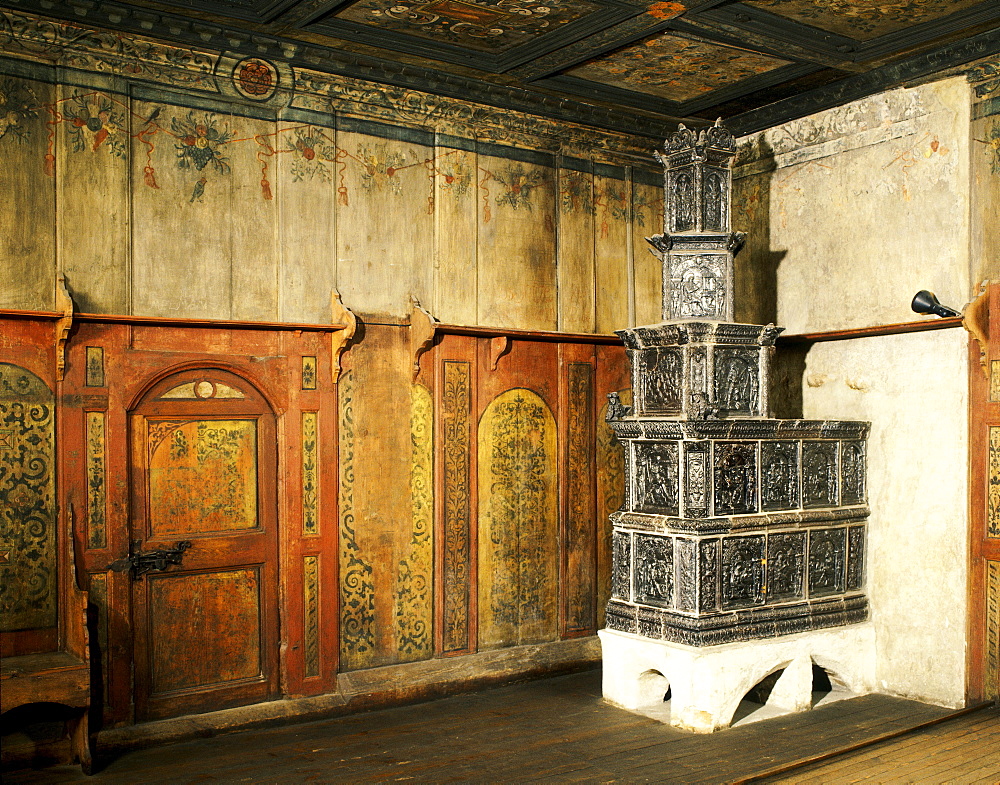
[
  {"x1": 302, "y1": 412, "x2": 319, "y2": 536},
  {"x1": 304, "y1": 555, "x2": 321, "y2": 678},
  {"x1": 989, "y1": 427, "x2": 1000, "y2": 538},
  {"x1": 301, "y1": 356, "x2": 318, "y2": 390},
  {"x1": 986, "y1": 561, "x2": 1000, "y2": 700},
  {"x1": 0, "y1": 363, "x2": 56, "y2": 631},
  {"x1": 478, "y1": 388, "x2": 558, "y2": 644},
  {"x1": 442, "y1": 361, "x2": 472, "y2": 653},
  {"x1": 338, "y1": 371, "x2": 377, "y2": 667},
  {"x1": 990, "y1": 360, "x2": 1000, "y2": 402},
  {"x1": 86, "y1": 411, "x2": 107, "y2": 549},
  {"x1": 566, "y1": 363, "x2": 595, "y2": 631},
  {"x1": 597, "y1": 390, "x2": 628, "y2": 522},
  {"x1": 148, "y1": 419, "x2": 258, "y2": 536},
  {"x1": 396, "y1": 384, "x2": 434, "y2": 660},
  {"x1": 85, "y1": 346, "x2": 105, "y2": 387}
]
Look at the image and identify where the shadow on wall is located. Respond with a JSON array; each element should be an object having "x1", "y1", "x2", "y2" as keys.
[{"x1": 732, "y1": 135, "x2": 806, "y2": 419}]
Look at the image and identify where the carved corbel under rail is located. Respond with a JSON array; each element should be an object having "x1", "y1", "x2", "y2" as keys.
[
  {"x1": 410, "y1": 297, "x2": 438, "y2": 382},
  {"x1": 330, "y1": 290, "x2": 357, "y2": 384},
  {"x1": 963, "y1": 280, "x2": 990, "y2": 380},
  {"x1": 55, "y1": 275, "x2": 75, "y2": 382}
]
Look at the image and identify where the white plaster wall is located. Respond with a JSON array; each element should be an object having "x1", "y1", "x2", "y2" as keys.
[
  {"x1": 736, "y1": 77, "x2": 974, "y2": 707},
  {"x1": 735, "y1": 76, "x2": 973, "y2": 331},
  {"x1": 802, "y1": 330, "x2": 969, "y2": 707}
]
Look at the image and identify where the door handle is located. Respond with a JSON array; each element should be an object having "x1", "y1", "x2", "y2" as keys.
[{"x1": 110, "y1": 540, "x2": 192, "y2": 577}]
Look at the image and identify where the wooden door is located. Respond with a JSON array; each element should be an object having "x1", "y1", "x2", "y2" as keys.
[{"x1": 129, "y1": 369, "x2": 280, "y2": 720}]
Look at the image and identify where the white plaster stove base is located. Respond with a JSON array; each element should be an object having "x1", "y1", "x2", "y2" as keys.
[{"x1": 599, "y1": 624, "x2": 876, "y2": 733}]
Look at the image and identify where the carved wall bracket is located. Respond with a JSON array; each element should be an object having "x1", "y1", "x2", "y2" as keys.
[
  {"x1": 964, "y1": 280, "x2": 991, "y2": 380},
  {"x1": 330, "y1": 290, "x2": 357, "y2": 384},
  {"x1": 489, "y1": 336, "x2": 511, "y2": 371},
  {"x1": 409, "y1": 297, "x2": 438, "y2": 382},
  {"x1": 55, "y1": 275, "x2": 75, "y2": 382}
]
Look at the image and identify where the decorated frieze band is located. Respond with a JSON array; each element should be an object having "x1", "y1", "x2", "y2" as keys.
[
  {"x1": 605, "y1": 594, "x2": 869, "y2": 646},
  {"x1": 608, "y1": 505, "x2": 871, "y2": 536},
  {"x1": 0, "y1": 7, "x2": 660, "y2": 160},
  {"x1": 606, "y1": 418, "x2": 871, "y2": 441},
  {"x1": 611, "y1": 525, "x2": 865, "y2": 611},
  {"x1": 622, "y1": 438, "x2": 865, "y2": 521}
]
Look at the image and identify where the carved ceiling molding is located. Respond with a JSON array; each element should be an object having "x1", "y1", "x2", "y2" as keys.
[
  {"x1": 0, "y1": 4, "x2": 670, "y2": 153},
  {"x1": 729, "y1": 24, "x2": 1000, "y2": 134},
  {"x1": 733, "y1": 86, "x2": 935, "y2": 172},
  {"x1": 290, "y1": 71, "x2": 658, "y2": 158},
  {"x1": 5, "y1": 0, "x2": 999, "y2": 150}
]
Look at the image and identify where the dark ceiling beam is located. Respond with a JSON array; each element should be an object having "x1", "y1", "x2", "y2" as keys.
[
  {"x1": 696, "y1": 0, "x2": 1000, "y2": 67},
  {"x1": 3, "y1": 0, "x2": 681, "y2": 139},
  {"x1": 677, "y1": 14, "x2": 857, "y2": 71},
  {"x1": 728, "y1": 24, "x2": 1000, "y2": 134}
]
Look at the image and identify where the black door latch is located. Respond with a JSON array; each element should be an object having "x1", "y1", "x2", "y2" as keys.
[{"x1": 110, "y1": 540, "x2": 192, "y2": 577}]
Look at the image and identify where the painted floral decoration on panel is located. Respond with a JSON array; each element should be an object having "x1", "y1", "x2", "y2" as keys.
[
  {"x1": 0, "y1": 79, "x2": 38, "y2": 143},
  {"x1": 494, "y1": 164, "x2": 546, "y2": 209},
  {"x1": 65, "y1": 94, "x2": 126, "y2": 157},
  {"x1": 172, "y1": 111, "x2": 233, "y2": 201},
  {"x1": 173, "y1": 112, "x2": 233, "y2": 173}
]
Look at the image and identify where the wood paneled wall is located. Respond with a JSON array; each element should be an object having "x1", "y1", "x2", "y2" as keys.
[
  {"x1": 0, "y1": 59, "x2": 663, "y2": 331},
  {"x1": 419, "y1": 332, "x2": 629, "y2": 659},
  {"x1": 0, "y1": 18, "x2": 643, "y2": 729},
  {"x1": 1, "y1": 313, "x2": 627, "y2": 727}
]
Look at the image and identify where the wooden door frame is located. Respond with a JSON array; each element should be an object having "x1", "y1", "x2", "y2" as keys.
[{"x1": 967, "y1": 282, "x2": 999, "y2": 703}]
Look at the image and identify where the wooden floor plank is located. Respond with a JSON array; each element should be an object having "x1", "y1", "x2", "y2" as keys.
[{"x1": 4, "y1": 669, "x2": 995, "y2": 785}]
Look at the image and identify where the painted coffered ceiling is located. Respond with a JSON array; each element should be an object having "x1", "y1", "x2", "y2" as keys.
[{"x1": 7, "y1": 0, "x2": 1000, "y2": 139}]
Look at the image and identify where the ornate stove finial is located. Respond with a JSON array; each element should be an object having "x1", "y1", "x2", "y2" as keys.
[{"x1": 647, "y1": 119, "x2": 741, "y2": 322}]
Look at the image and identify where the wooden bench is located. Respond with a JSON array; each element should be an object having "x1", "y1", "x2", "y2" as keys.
[{"x1": 1, "y1": 555, "x2": 93, "y2": 773}]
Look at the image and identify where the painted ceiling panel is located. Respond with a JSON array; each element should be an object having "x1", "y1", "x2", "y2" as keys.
[
  {"x1": 743, "y1": 0, "x2": 989, "y2": 42},
  {"x1": 333, "y1": 0, "x2": 601, "y2": 54},
  {"x1": 4, "y1": 0, "x2": 999, "y2": 136},
  {"x1": 566, "y1": 33, "x2": 791, "y2": 102}
]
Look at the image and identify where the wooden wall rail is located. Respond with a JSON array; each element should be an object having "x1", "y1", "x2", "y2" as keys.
[
  {"x1": 0, "y1": 309, "x2": 347, "y2": 333},
  {"x1": 3, "y1": 308, "x2": 959, "y2": 345},
  {"x1": 777, "y1": 317, "x2": 964, "y2": 345}
]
